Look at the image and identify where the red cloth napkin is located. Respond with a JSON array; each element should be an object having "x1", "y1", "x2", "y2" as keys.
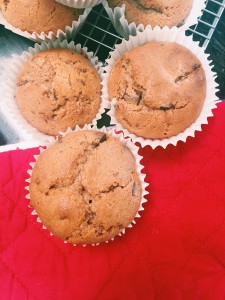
[{"x1": 1, "y1": 102, "x2": 225, "y2": 300}]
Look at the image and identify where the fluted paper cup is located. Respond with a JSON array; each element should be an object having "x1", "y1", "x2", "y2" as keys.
[
  {"x1": 102, "y1": 27, "x2": 219, "y2": 149},
  {"x1": 25, "y1": 124, "x2": 149, "y2": 246},
  {"x1": 0, "y1": 39, "x2": 105, "y2": 144},
  {"x1": 0, "y1": 8, "x2": 90, "y2": 42},
  {"x1": 103, "y1": 0, "x2": 206, "y2": 39}
]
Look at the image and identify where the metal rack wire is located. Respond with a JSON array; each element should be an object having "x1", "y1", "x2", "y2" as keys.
[
  {"x1": 187, "y1": 0, "x2": 225, "y2": 47},
  {"x1": 76, "y1": 5, "x2": 122, "y2": 62},
  {"x1": 75, "y1": 0, "x2": 225, "y2": 63}
]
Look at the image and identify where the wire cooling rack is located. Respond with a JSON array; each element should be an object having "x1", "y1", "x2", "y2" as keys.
[
  {"x1": 75, "y1": 5, "x2": 122, "y2": 62},
  {"x1": 75, "y1": 0, "x2": 225, "y2": 63},
  {"x1": 187, "y1": 0, "x2": 225, "y2": 47}
]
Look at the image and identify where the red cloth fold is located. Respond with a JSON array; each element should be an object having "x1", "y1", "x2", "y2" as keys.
[{"x1": 1, "y1": 102, "x2": 225, "y2": 300}]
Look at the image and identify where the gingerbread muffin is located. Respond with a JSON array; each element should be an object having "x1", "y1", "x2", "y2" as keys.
[
  {"x1": 107, "y1": 0, "x2": 193, "y2": 28},
  {"x1": 16, "y1": 48, "x2": 101, "y2": 136},
  {"x1": 0, "y1": 0, "x2": 82, "y2": 34},
  {"x1": 30, "y1": 130, "x2": 142, "y2": 244},
  {"x1": 108, "y1": 41, "x2": 206, "y2": 139}
]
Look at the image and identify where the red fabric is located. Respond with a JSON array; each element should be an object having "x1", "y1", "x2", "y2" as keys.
[{"x1": 1, "y1": 102, "x2": 225, "y2": 300}]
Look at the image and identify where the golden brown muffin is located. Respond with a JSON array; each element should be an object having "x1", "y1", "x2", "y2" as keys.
[
  {"x1": 0, "y1": 0, "x2": 82, "y2": 34},
  {"x1": 16, "y1": 48, "x2": 101, "y2": 136},
  {"x1": 30, "y1": 130, "x2": 142, "y2": 244},
  {"x1": 108, "y1": 0, "x2": 193, "y2": 28},
  {"x1": 108, "y1": 41, "x2": 206, "y2": 139}
]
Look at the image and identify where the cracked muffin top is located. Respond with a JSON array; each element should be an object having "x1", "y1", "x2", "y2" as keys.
[
  {"x1": 108, "y1": 41, "x2": 206, "y2": 139},
  {"x1": 107, "y1": 0, "x2": 193, "y2": 28},
  {"x1": 0, "y1": 0, "x2": 82, "y2": 34},
  {"x1": 30, "y1": 130, "x2": 142, "y2": 245},
  {"x1": 16, "y1": 48, "x2": 101, "y2": 136}
]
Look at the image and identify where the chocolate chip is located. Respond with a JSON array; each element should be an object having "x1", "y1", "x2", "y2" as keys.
[
  {"x1": 192, "y1": 64, "x2": 201, "y2": 71},
  {"x1": 53, "y1": 89, "x2": 58, "y2": 100},
  {"x1": 89, "y1": 200, "x2": 92, "y2": 204},
  {"x1": 92, "y1": 141, "x2": 99, "y2": 148},
  {"x1": 85, "y1": 210, "x2": 96, "y2": 225},
  {"x1": 175, "y1": 64, "x2": 201, "y2": 83},
  {"x1": 132, "y1": 181, "x2": 137, "y2": 197},
  {"x1": 17, "y1": 79, "x2": 29, "y2": 87},
  {"x1": 49, "y1": 183, "x2": 58, "y2": 190},
  {"x1": 134, "y1": 89, "x2": 143, "y2": 105},
  {"x1": 175, "y1": 75, "x2": 186, "y2": 83},
  {"x1": 99, "y1": 134, "x2": 107, "y2": 144},
  {"x1": 160, "y1": 104, "x2": 175, "y2": 111},
  {"x1": 4, "y1": 0, "x2": 10, "y2": 7},
  {"x1": 92, "y1": 134, "x2": 107, "y2": 148}
]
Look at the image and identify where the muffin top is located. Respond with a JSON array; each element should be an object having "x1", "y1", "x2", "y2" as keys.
[
  {"x1": 30, "y1": 130, "x2": 142, "y2": 244},
  {"x1": 16, "y1": 48, "x2": 101, "y2": 136},
  {"x1": 108, "y1": 41, "x2": 206, "y2": 139},
  {"x1": 0, "y1": 0, "x2": 82, "y2": 34},
  {"x1": 107, "y1": 0, "x2": 193, "y2": 28}
]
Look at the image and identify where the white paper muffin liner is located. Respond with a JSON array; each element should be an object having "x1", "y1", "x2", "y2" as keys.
[
  {"x1": 102, "y1": 0, "x2": 206, "y2": 39},
  {"x1": 0, "y1": 39, "x2": 105, "y2": 144},
  {"x1": 0, "y1": 8, "x2": 90, "y2": 42},
  {"x1": 56, "y1": 0, "x2": 103, "y2": 9},
  {"x1": 25, "y1": 124, "x2": 149, "y2": 246},
  {"x1": 102, "y1": 27, "x2": 219, "y2": 149}
]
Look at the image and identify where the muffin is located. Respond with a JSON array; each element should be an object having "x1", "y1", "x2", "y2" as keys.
[
  {"x1": 30, "y1": 130, "x2": 142, "y2": 244},
  {"x1": 0, "y1": 0, "x2": 83, "y2": 34},
  {"x1": 108, "y1": 41, "x2": 206, "y2": 139},
  {"x1": 16, "y1": 48, "x2": 101, "y2": 136},
  {"x1": 107, "y1": 0, "x2": 193, "y2": 28}
]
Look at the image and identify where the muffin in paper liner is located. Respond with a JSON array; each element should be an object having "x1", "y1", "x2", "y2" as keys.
[
  {"x1": 56, "y1": 0, "x2": 103, "y2": 9},
  {"x1": 0, "y1": 39, "x2": 106, "y2": 144},
  {"x1": 102, "y1": 27, "x2": 219, "y2": 149},
  {"x1": 24, "y1": 124, "x2": 149, "y2": 246},
  {"x1": 0, "y1": 8, "x2": 91, "y2": 42},
  {"x1": 102, "y1": 0, "x2": 206, "y2": 40}
]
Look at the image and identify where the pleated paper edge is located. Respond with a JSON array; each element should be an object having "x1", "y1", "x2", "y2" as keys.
[
  {"x1": 0, "y1": 8, "x2": 91, "y2": 42},
  {"x1": 1, "y1": 39, "x2": 105, "y2": 145},
  {"x1": 25, "y1": 124, "x2": 149, "y2": 246},
  {"x1": 102, "y1": 0, "x2": 206, "y2": 39},
  {"x1": 101, "y1": 26, "x2": 219, "y2": 149}
]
